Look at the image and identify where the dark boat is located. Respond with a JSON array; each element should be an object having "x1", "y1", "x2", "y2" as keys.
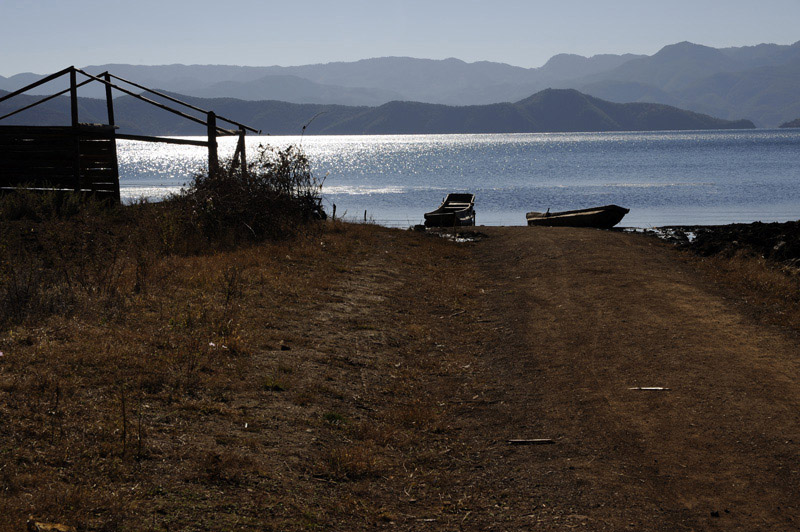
[
  {"x1": 424, "y1": 193, "x2": 476, "y2": 227},
  {"x1": 526, "y1": 204, "x2": 629, "y2": 229}
]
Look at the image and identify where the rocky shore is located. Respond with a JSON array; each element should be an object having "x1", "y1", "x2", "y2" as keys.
[{"x1": 646, "y1": 219, "x2": 800, "y2": 267}]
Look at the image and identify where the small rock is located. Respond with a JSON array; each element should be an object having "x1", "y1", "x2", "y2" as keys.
[{"x1": 710, "y1": 511, "x2": 720, "y2": 518}]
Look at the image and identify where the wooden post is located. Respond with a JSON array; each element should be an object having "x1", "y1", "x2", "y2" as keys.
[
  {"x1": 238, "y1": 130, "x2": 246, "y2": 172},
  {"x1": 103, "y1": 73, "x2": 121, "y2": 203},
  {"x1": 69, "y1": 67, "x2": 79, "y2": 127},
  {"x1": 70, "y1": 67, "x2": 81, "y2": 192},
  {"x1": 207, "y1": 111, "x2": 218, "y2": 174},
  {"x1": 104, "y1": 72, "x2": 115, "y2": 126}
]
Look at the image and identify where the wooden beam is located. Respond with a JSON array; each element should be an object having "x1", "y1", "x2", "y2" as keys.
[
  {"x1": 106, "y1": 73, "x2": 260, "y2": 134},
  {"x1": 73, "y1": 69, "x2": 236, "y2": 135},
  {"x1": 1, "y1": 66, "x2": 257, "y2": 136},
  {"x1": 115, "y1": 134, "x2": 209, "y2": 147},
  {"x1": 0, "y1": 66, "x2": 73, "y2": 104},
  {"x1": 0, "y1": 75, "x2": 98, "y2": 123}
]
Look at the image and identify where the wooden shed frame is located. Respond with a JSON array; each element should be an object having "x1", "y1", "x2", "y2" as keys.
[{"x1": 0, "y1": 66, "x2": 259, "y2": 203}]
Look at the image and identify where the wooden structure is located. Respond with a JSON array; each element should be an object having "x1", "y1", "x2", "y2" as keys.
[
  {"x1": 0, "y1": 125, "x2": 120, "y2": 200},
  {"x1": 0, "y1": 66, "x2": 259, "y2": 202}
]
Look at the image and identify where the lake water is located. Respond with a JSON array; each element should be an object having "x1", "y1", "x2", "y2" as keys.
[{"x1": 118, "y1": 129, "x2": 800, "y2": 228}]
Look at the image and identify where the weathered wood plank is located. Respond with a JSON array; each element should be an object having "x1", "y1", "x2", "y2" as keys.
[
  {"x1": 0, "y1": 178, "x2": 115, "y2": 189},
  {"x1": 0, "y1": 145, "x2": 76, "y2": 155},
  {"x1": 2, "y1": 160, "x2": 76, "y2": 170},
  {"x1": 115, "y1": 133, "x2": 209, "y2": 147}
]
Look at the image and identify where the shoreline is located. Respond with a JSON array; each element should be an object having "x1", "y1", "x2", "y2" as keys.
[
  {"x1": 631, "y1": 219, "x2": 800, "y2": 266},
  {"x1": 119, "y1": 183, "x2": 800, "y2": 229}
]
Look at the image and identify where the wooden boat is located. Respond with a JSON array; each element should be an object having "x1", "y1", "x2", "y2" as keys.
[
  {"x1": 526, "y1": 204, "x2": 629, "y2": 229},
  {"x1": 424, "y1": 193, "x2": 476, "y2": 227}
]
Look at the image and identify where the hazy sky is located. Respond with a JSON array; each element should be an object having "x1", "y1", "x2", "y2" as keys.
[{"x1": 2, "y1": 0, "x2": 799, "y2": 76}]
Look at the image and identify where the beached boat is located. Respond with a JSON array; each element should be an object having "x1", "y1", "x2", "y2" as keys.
[
  {"x1": 526, "y1": 204, "x2": 629, "y2": 229},
  {"x1": 424, "y1": 193, "x2": 476, "y2": 227}
]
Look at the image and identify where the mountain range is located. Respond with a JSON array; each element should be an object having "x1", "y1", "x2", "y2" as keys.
[
  {"x1": 1, "y1": 39, "x2": 797, "y2": 128},
  {"x1": 0, "y1": 86, "x2": 754, "y2": 136}
]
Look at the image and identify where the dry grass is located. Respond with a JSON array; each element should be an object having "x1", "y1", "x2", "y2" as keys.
[
  {"x1": 690, "y1": 250, "x2": 800, "y2": 332},
  {"x1": 0, "y1": 199, "x2": 480, "y2": 531},
  {"x1": 5, "y1": 206, "x2": 799, "y2": 530}
]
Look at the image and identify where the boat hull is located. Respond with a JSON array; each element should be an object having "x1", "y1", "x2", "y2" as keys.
[
  {"x1": 424, "y1": 193, "x2": 476, "y2": 227},
  {"x1": 526, "y1": 204, "x2": 629, "y2": 229}
]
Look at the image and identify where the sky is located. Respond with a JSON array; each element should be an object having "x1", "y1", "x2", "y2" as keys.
[{"x1": 1, "y1": 0, "x2": 799, "y2": 76}]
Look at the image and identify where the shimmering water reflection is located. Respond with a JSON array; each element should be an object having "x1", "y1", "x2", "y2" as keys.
[{"x1": 118, "y1": 130, "x2": 800, "y2": 227}]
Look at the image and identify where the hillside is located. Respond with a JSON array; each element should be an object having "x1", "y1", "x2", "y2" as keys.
[
  {"x1": 780, "y1": 118, "x2": 800, "y2": 128},
  {"x1": 312, "y1": 89, "x2": 753, "y2": 134},
  {"x1": 0, "y1": 88, "x2": 754, "y2": 135}
]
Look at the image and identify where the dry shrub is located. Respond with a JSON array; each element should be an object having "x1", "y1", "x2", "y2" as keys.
[
  {"x1": 0, "y1": 143, "x2": 326, "y2": 329},
  {"x1": 174, "y1": 144, "x2": 325, "y2": 247}
]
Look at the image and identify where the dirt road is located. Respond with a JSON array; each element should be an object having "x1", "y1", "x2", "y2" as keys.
[{"x1": 445, "y1": 226, "x2": 800, "y2": 530}]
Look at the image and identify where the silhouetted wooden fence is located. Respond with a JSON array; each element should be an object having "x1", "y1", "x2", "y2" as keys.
[{"x1": 0, "y1": 66, "x2": 258, "y2": 203}]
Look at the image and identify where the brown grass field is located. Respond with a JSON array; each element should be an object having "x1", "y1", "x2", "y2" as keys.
[{"x1": 2, "y1": 206, "x2": 800, "y2": 531}]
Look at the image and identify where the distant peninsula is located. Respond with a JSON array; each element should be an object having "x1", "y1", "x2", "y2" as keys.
[
  {"x1": 0, "y1": 87, "x2": 755, "y2": 135},
  {"x1": 779, "y1": 118, "x2": 800, "y2": 128}
]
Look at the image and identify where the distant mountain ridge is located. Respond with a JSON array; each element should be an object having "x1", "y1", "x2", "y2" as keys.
[
  {"x1": 189, "y1": 74, "x2": 403, "y2": 106},
  {"x1": 0, "y1": 87, "x2": 754, "y2": 136},
  {"x1": 0, "y1": 53, "x2": 642, "y2": 107},
  {"x1": 2, "y1": 39, "x2": 799, "y2": 126},
  {"x1": 574, "y1": 41, "x2": 800, "y2": 126}
]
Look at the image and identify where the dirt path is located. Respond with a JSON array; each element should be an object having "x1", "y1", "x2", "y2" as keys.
[
  {"x1": 449, "y1": 226, "x2": 800, "y2": 530},
  {"x1": 5, "y1": 223, "x2": 800, "y2": 531}
]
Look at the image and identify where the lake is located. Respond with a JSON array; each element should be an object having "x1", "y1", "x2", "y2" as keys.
[{"x1": 118, "y1": 129, "x2": 800, "y2": 227}]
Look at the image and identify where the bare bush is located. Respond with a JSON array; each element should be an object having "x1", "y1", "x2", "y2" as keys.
[{"x1": 177, "y1": 144, "x2": 325, "y2": 246}]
